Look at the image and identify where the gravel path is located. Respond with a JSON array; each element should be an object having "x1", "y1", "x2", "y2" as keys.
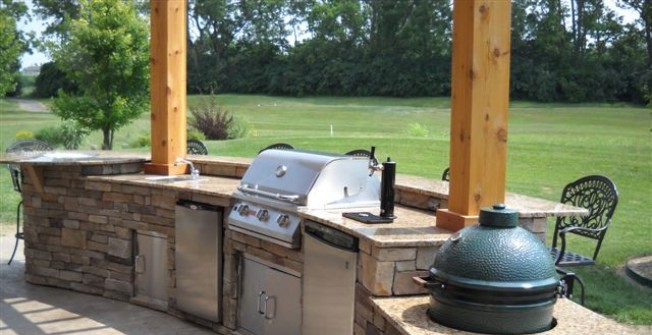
[{"x1": 9, "y1": 99, "x2": 49, "y2": 113}]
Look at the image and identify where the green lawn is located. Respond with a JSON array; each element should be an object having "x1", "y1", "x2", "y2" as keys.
[{"x1": 1, "y1": 96, "x2": 651, "y2": 324}]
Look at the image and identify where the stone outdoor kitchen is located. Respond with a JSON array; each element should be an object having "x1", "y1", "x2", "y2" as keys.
[{"x1": 1, "y1": 1, "x2": 643, "y2": 335}]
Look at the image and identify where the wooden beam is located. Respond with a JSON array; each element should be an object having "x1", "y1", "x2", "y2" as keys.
[
  {"x1": 143, "y1": 0, "x2": 188, "y2": 175},
  {"x1": 436, "y1": 0, "x2": 512, "y2": 231},
  {"x1": 23, "y1": 164, "x2": 44, "y2": 194}
]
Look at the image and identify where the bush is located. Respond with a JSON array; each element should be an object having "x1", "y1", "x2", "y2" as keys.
[
  {"x1": 189, "y1": 95, "x2": 246, "y2": 140},
  {"x1": 15, "y1": 131, "x2": 34, "y2": 140},
  {"x1": 228, "y1": 117, "x2": 252, "y2": 139},
  {"x1": 128, "y1": 133, "x2": 151, "y2": 148},
  {"x1": 187, "y1": 129, "x2": 206, "y2": 141},
  {"x1": 35, "y1": 127, "x2": 62, "y2": 148},
  {"x1": 34, "y1": 121, "x2": 89, "y2": 149},
  {"x1": 406, "y1": 123, "x2": 429, "y2": 137},
  {"x1": 59, "y1": 121, "x2": 89, "y2": 149}
]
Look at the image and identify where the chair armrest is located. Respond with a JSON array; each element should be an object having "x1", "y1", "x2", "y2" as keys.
[
  {"x1": 554, "y1": 222, "x2": 611, "y2": 265},
  {"x1": 558, "y1": 222, "x2": 610, "y2": 237}
]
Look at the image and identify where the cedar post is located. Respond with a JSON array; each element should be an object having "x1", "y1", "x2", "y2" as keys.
[
  {"x1": 143, "y1": 0, "x2": 188, "y2": 175},
  {"x1": 436, "y1": 0, "x2": 512, "y2": 230}
]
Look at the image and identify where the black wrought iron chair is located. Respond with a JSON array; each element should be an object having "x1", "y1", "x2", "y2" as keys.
[
  {"x1": 5, "y1": 139, "x2": 53, "y2": 265},
  {"x1": 442, "y1": 167, "x2": 450, "y2": 181},
  {"x1": 345, "y1": 149, "x2": 372, "y2": 157},
  {"x1": 187, "y1": 139, "x2": 208, "y2": 155},
  {"x1": 550, "y1": 175, "x2": 619, "y2": 266},
  {"x1": 258, "y1": 143, "x2": 293, "y2": 154}
]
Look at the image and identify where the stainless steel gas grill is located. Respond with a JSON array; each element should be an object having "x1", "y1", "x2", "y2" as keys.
[{"x1": 228, "y1": 149, "x2": 380, "y2": 248}]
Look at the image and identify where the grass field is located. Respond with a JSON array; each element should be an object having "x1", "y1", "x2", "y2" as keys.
[{"x1": 1, "y1": 96, "x2": 651, "y2": 324}]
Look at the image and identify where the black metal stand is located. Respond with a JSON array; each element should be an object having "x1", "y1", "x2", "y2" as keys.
[{"x1": 8, "y1": 200, "x2": 23, "y2": 265}]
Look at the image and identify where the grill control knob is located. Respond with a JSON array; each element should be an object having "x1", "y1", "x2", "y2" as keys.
[
  {"x1": 238, "y1": 205, "x2": 250, "y2": 216},
  {"x1": 256, "y1": 209, "x2": 269, "y2": 222},
  {"x1": 277, "y1": 214, "x2": 291, "y2": 228}
]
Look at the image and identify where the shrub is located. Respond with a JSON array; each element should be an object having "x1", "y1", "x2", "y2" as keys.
[
  {"x1": 59, "y1": 120, "x2": 89, "y2": 149},
  {"x1": 187, "y1": 129, "x2": 206, "y2": 141},
  {"x1": 34, "y1": 121, "x2": 89, "y2": 149},
  {"x1": 128, "y1": 133, "x2": 151, "y2": 148},
  {"x1": 406, "y1": 123, "x2": 429, "y2": 137},
  {"x1": 228, "y1": 117, "x2": 252, "y2": 139},
  {"x1": 15, "y1": 131, "x2": 34, "y2": 140},
  {"x1": 189, "y1": 95, "x2": 240, "y2": 140},
  {"x1": 35, "y1": 126, "x2": 62, "y2": 148}
]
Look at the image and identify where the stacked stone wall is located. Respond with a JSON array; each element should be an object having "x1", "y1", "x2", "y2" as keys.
[{"x1": 21, "y1": 164, "x2": 232, "y2": 333}]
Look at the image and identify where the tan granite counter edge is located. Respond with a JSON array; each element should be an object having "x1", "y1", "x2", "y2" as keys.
[
  {"x1": 0, "y1": 151, "x2": 149, "y2": 165},
  {"x1": 300, "y1": 207, "x2": 452, "y2": 248},
  {"x1": 371, "y1": 296, "x2": 649, "y2": 335},
  {"x1": 86, "y1": 174, "x2": 240, "y2": 200}
]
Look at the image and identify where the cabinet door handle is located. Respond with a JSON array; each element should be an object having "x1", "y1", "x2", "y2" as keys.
[
  {"x1": 257, "y1": 291, "x2": 266, "y2": 315},
  {"x1": 264, "y1": 295, "x2": 276, "y2": 320},
  {"x1": 135, "y1": 255, "x2": 146, "y2": 274}
]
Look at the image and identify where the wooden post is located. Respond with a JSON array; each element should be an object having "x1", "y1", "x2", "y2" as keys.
[
  {"x1": 436, "y1": 0, "x2": 512, "y2": 231},
  {"x1": 143, "y1": 0, "x2": 188, "y2": 175}
]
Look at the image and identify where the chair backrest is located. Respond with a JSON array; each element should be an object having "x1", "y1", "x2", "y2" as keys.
[
  {"x1": 258, "y1": 143, "x2": 293, "y2": 154},
  {"x1": 5, "y1": 139, "x2": 53, "y2": 194},
  {"x1": 554, "y1": 175, "x2": 618, "y2": 244},
  {"x1": 345, "y1": 149, "x2": 372, "y2": 157},
  {"x1": 6, "y1": 165, "x2": 22, "y2": 193},
  {"x1": 6, "y1": 139, "x2": 53, "y2": 153},
  {"x1": 187, "y1": 139, "x2": 208, "y2": 155},
  {"x1": 442, "y1": 167, "x2": 450, "y2": 181}
]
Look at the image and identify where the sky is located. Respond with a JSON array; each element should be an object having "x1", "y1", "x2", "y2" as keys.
[{"x1": 17, "y1": 0, "x2": 640, "y2": 70}]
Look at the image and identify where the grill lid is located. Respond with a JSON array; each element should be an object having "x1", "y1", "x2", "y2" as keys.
[
  {"x1": 423, "y1": 204, "x2": 560, "y2": 334},
  {"x1": 238, "y1": 149, "x2": 379, "y2": 209},
  {"x1": 430, "y1": 204, "x2": 558, "y2": 287}
]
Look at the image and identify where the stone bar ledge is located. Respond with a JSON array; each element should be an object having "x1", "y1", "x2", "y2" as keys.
[
  {"x1": 371, "y1": 296, "x2": 648, "y2": 335},
  {"x1": 396, "y1": 175, "x2": 588, "y2": 218}
]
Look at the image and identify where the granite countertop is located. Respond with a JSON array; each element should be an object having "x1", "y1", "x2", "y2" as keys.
[
  {"x1": 397, "y1": 175, "x2": 587, "y2": 218},
  {"x1": 7, "y1": 152, "x2": 584, "y2": 248},
  {"x1": 372, "y1": 296, "x2": 649, "y2": 335},
  {"x1": 188, "y1": 155, "x2": 252, "y2": 167},
  {"x1": 0, "y1": 150, "x2": 149, "y2": 165},
  {"x1": 88, "y1": 173, "x2": 241, "y2": 199},
  {"x1": 300, "y1": 207, "x2": 451, "y2": 248}
]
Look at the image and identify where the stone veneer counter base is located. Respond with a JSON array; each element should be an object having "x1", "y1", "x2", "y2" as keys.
[{"x1": 372, "y1": 296, "x2": 649, "y2": 335}]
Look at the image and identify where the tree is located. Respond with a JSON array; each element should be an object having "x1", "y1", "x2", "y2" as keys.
[
  {"x1": 0, "y1": 0, "x2": 27, "y2": 97},
  {"x1": 618, "y1": 0, "x2": 651, "y2": 67},
  {"x1": 33, "y1": 61, "x2": 78, "y2": 98},
  {"x1": 48, "y1": 0, "x2": 149, "y2": 150},
  {"x1": 32, "y1": 0, "x2": 80, "y2": 38}
]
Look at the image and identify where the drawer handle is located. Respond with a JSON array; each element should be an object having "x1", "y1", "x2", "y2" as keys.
[
  {"x1": 135, "y1": 255, "x2": 146, "y2": 274},
  {"x1": 264, "y1": 295, "x2": 276, "y2": 320},
  {"x1": 257, "y1": 291, "x2": 266, "y2": 315}
]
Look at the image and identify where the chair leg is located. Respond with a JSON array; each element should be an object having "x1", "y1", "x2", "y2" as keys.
[{"x1": 8, "y1": 201, "x2": 23, "y2": 265}]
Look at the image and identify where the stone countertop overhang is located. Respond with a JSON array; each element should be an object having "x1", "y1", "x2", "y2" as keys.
[
  {"x1": 0, "y1": 151, "x2": 150, "y2": 165},
  {"x1": 0, "y1": 152, "x2": 586, "y2": 246},
  {"x1": 300, "y1": 207, "x2": 451, "y2": 248},
  {"x1": 372, "y1": 296, "x2": 648, "y2": 335},
  {"x1": 396, "y1": 175, "x2": 587, "y2": 218},
  {"x1": 87, "y1": 171, "x2": 450, "y2": 249}
]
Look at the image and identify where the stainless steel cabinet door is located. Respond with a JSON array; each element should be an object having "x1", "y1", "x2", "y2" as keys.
[
  {"x1": 135, "y1": 231, "x2": 168, "y2": 303},
  {"x1": 302, "y1": 233, "x2": 357, "y2": 335},
  {"x1": 239, "y1": 258, "x2": 266, "y2": 335},
  {"x1": 175, "y1": 204, "x2": 222, "y2": 322},
  {"x1": 264, "y1": 268, "x2": 301, "y2": 335}
]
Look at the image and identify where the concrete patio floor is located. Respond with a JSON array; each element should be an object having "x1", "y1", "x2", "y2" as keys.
[{"x1": 0, "y1": 233, "x2": 215, "y2": 335}]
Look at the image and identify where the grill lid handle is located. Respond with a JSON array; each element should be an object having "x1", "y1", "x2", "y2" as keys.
[{"x1": 238, "y1": 185, "x2": 301, "y2": 203}]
